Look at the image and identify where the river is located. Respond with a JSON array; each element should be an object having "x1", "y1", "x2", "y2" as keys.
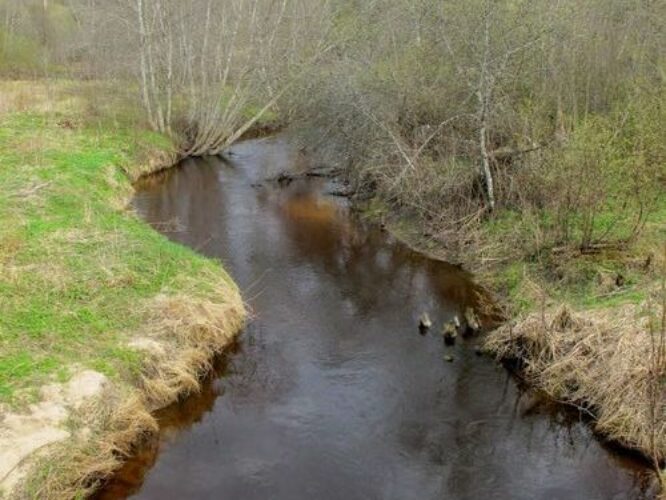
[{"x1": 98, "y1": 136, "x2": 653, "y2": 499}]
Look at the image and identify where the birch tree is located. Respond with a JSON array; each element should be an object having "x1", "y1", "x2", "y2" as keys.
[
  {"x1": 83, "y1": 0, "x2": 330, "y2": 155},
  {"x1": 438, "y1": 0, "x2": 549, "y2": 211}
]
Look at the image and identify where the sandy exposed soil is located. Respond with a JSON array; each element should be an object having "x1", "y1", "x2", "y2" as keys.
[{"x1": 0, "y1": 371, "x2": 108, "y2": 495}]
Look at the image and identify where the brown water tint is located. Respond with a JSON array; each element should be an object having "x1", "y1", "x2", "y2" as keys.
[{"x1": 99, "y1": 137, "x2": 655, "y2": 499}]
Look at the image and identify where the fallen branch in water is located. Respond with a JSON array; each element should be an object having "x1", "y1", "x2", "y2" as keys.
[{"x1": 261, "y1": 166, "x2": 344, "y2": 185}]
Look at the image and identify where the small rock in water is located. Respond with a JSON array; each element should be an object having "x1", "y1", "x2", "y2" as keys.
[
  {"x1": 442, "y1": 321, "x2": 458, "y2": 346},
  {"x1": 453, "y1": 315, "x2": 461, "y2": 329},
  {"x1": 444, "y1": 355, "x2": 454, "y2": 363},
  {"x1": 474, "y1": 345, "x2": 484, "y2": 356},
  {"x1": 464, "y1": 307, "x2": 481, "y2": 334},
  {"x1": 418, "y1": 312, "x2": 432, "y2": 332}
]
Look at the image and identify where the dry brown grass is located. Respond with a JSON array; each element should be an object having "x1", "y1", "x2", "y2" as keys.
[
  {"x1": 0, "y1": 81, "x2": 84, "y2": 116},
  {"x1": 138, "y1": 293, "x2": 246, "y2": 410},
  {"x1": 18, "y1": 291, "x2": 245, "y2": 499},
  {"x1": 485, "y1": 299, "x2": 666, "y2": 468}
]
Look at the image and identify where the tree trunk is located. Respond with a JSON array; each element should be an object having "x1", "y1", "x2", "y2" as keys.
[
  {"x1": 478, "y1": 0, "x2": 496, "y2": 211},
  {"x1": 479, "y1": 109, "x2": 495, "y2": 211},
  {"x1": 136, "y1": 0, "x2": 156, "y2": 130}
]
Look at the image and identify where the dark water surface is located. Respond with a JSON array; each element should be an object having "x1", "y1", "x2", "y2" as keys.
[{"x1": 99, "y1": 137, "x2": 653, "y2": 499}]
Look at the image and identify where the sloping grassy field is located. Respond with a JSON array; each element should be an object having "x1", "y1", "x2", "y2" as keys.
[{"x1": 0, "y1": 82, "x2": 245, "y2": 497}]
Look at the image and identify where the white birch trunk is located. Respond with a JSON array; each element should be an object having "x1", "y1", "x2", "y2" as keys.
[{"x1": 478, "y1": 0, "x2": 496, "y2": 211}]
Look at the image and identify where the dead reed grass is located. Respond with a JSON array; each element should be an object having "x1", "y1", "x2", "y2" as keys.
[
  {"x1": 138, "y1": 293, "x2": 246, "y2": 410},
  {"x1": 20, "y1": 390, "x2": 157, "y2": 499},
  {"x1": 19, "y1": 291, "x2": 245, "y2": 499},
  {"x1": 485, "y1": 299, "x2": 666, "y2": 466}
]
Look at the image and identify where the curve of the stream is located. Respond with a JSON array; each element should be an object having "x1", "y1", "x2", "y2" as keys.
[{"x1": 99, "y1": 137, "x2": 653, "y2": 500}]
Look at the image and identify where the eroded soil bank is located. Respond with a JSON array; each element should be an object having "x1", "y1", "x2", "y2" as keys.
[{"x1": 99, "y1": 136, "x2": 657, "y2": 499}]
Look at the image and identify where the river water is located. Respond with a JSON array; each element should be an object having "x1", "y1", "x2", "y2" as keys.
[{"x1": 99, "y1": 137, "x2": 653, "y2": 499}]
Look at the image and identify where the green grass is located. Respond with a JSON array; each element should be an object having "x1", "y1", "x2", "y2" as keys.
[
  {"x1": 481, "y1": 194, "x2": 666, "y2": 315},
  {"x1": 0, "y1": 100, "x2": 238, "y2": 407}
]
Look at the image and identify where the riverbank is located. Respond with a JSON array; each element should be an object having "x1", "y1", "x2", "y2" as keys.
[
  {"x1": 0, "y1": 82, "x2": 246, "y2": 498},
  {"x1": 357, "y1": 193, "x2": 666, "y2": 488}
]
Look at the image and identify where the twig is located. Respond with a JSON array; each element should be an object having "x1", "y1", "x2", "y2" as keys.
[{"x1": 10, "y1": 182, "x2": 52, "y2": 199}]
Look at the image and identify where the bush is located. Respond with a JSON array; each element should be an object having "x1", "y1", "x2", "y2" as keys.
[
  {"x1": 515, "y1": 88, "x2": 666, "y2": 252},
  {"x1": 0, "y1": 29, "x2": 42, "y2": 76}
]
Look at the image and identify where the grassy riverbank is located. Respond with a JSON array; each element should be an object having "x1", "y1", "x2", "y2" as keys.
[
  {"x1": 485, "y1": 210, "x2": 666, "y2": 485},
  {"x1": 0, "y1": 82, "x2": 245, "y2": 498},
  {"x1": 360, "y1": 192, "x2": 666, "y2": 486}
]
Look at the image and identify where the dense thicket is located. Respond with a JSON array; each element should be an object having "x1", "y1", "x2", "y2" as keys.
[
  {"x1": 1, "y1": 0, "x2": 664, "y2": 256},
  {"x1": 281, "y1": 0, "x2": 666, "y2": 257}
]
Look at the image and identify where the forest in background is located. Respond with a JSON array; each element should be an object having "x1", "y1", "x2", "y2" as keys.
[{"x1": 2, "y1": 0, "x2": 664, "y2": 262}]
